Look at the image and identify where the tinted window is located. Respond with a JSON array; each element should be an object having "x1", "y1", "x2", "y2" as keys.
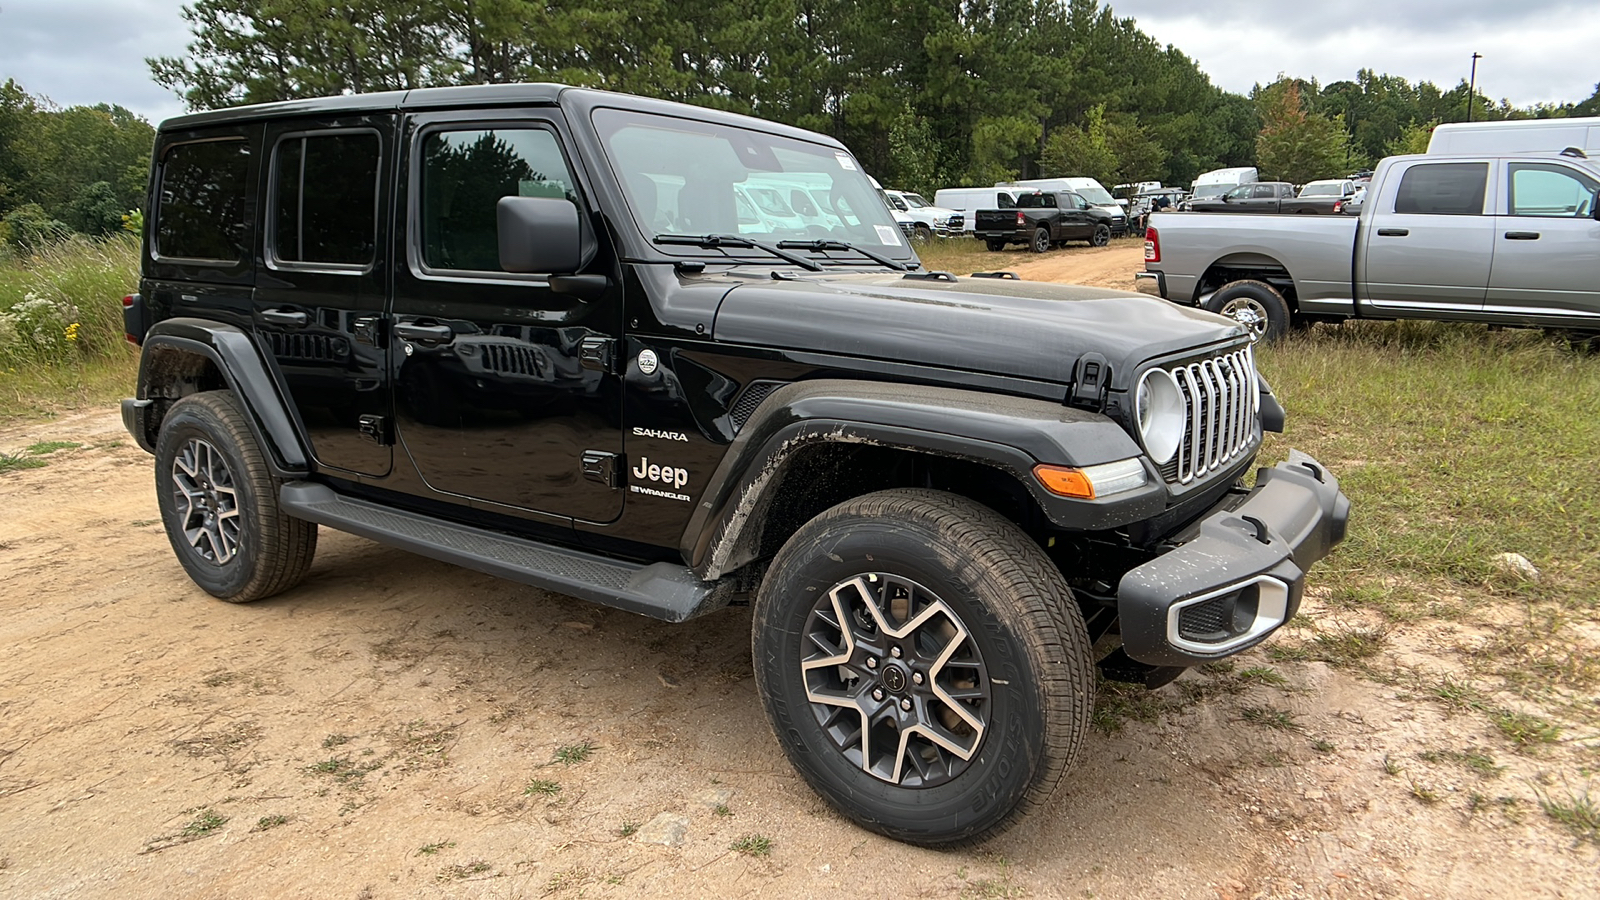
[
  {"x1": 997, "y1": 193, "x2": 1016, "y2": 208},
  {"x1": 420, "y1": 128, "x2": 578, "y2": 272},
  {"x1": 1016, "y1": 193, "x2": 1057, "y2": 209},
  {"x1": 273, "y1": 133, "x2": 380, "y2": 266},
  {"x1": 157, "y1": 139, "x2": 251, "y2": 262},
  {"x1": 1508, "y1": 164, "x2": 1598, "y2": 217},
  {"x1": 1393, "y1": 163, "x2": 1487, "y2": 215}
]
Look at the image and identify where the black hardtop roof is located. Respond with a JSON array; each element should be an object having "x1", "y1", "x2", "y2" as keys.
[{"x1": 157, "y1": 83, "x2": 847, "y2": 150}]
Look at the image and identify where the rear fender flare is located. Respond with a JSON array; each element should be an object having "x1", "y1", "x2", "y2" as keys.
[
  {"x1": 681, "y1": 379, "x2": 1159, "y2": 579},
  {"x1": 138, "y1": 318, "x2": 308, "y2": 475}
]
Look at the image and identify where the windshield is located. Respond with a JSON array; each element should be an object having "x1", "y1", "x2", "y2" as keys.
[
  {"x1": 1192, "y1": 184, "x2": 1230, "y2": 199},
  {"x1": 903, "y1": 193, "x2": 929, "y2": 208},
  {"x1": 594, "y1": 108, "x2": 911, "y2": 255},
  {"x1": 1075, "y1": 185, "x2": 1116, "y2": 206},
  {"x1": 1299, "y1": 182, "x2": 1347, "y2": 197}
]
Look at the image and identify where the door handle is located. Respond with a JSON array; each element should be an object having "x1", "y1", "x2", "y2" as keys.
[
  {"x1": 1504, "y1": 231, "x2": 1541, "y2": 240},
  {"x1": 260, "y1": 308, "x2": 308, "y2": 327},
  {"x1": 393, "y1": 322, "x2": 454, "y2": 341},
  {"x1": 1376, "y1": 228, "x2": 1409, "y2": 237}
]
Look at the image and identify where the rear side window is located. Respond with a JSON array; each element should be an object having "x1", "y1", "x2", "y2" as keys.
[
  {"x1": 419, "y1": 128, "x2": 579, "y2": 272},
  {"x1": 1016, "y1": 193, "x2": 1057, "y2": 209},
  {"x1": 997, "y1": 193, "x2": 1015, "y2": 209},
  {"x1": 156, "y1": 139, "x2": 251, "y2": 262},
  {"x1": 1393, "y1": 163, "x2": 1488, "y2": 215},
  {"x1": 272, "y1": 132, "x2": 380, "y2": 267}
]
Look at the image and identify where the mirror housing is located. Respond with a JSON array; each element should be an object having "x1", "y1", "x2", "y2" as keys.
[{"x1": 498, "y1": 197, "x2": 582, "y2": 274}]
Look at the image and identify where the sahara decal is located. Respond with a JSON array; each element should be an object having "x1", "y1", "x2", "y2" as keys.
[{"x1": 631, "y1": 427, "x2": 690, "y2": 442}]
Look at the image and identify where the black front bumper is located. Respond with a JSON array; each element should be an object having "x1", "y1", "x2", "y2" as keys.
[{"x1": 1117, "y1": 450, "x2": 1350, "y2": 667}]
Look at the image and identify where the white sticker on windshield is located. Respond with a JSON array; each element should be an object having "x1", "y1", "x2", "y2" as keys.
[
  {"x1": 836, "y1": 153, "x2": 857, "y2": 171},
  {"x1": 875, "y1": 224, "x2": 901, "y2": 246}
]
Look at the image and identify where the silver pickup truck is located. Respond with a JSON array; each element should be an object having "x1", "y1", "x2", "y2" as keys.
[{"x1": 1135, "y1": 152, "x2": 1600, "y2": 341}]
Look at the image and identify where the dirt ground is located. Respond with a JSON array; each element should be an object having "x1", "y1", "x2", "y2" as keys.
[{"x1": 2, "y1": 244, "x2": 1596, "y2": 899}]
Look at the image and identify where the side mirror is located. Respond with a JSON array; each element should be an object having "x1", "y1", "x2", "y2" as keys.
[{"x1": 498, "y1": 196, "x2": 582, "y2": 274}]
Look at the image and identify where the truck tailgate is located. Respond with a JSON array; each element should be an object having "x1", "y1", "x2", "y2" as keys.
[{"x1": 975, "y1": 210, "x2": 1019, "y2": 232}]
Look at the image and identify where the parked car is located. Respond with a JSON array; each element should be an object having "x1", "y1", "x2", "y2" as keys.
[
  {"x1": 1126, "y1": 188, "x2": 1188, "y2": 235},
  {"x1": 997, "y1": 178, "x2": 1128, "y2": 235},
  {"x1": 932, "y1": 187, "x2": 1018, "y2": 234},
  {"x1": 121, "y1": 82, "x2": 1348, "y2": 847},
  {"x1": 882, "y1": 189, "x2": 964, "y2": 240},
  {"x1": 1190, "y1": 181, "x2": 1350, "y2": 215},
  {"x1": 1298, "y1": 179, "x2": 1356, "y2": 200},
  {"x1": 1428, "y1": 116, "x2": 1600, "y2": 157},
  {"x1": 973, "y1": 190, "x2": 1117, "y2": 251},
  {"x1": 1135, "y1": 151, "x2": 1600, "y2": 341}
]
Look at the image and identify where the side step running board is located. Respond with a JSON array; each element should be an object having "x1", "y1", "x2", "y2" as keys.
[{"x1": 279, "y1": 482, "x2": 726, "y2": 622}]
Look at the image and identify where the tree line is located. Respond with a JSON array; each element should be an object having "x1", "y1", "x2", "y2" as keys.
[{"x1": 6, "y1": 0, "x2": 1600, "y2": 249}]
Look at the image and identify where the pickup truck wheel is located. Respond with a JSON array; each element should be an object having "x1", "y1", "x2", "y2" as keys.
[
  {"x1": 1089, "y1": 224, "x2": 1111, "y2": 247},
  {"x1": 913, "y1": 223, "x2": 933, "y2": 243},
  {"x1": 984, "y1": 240, "x2": 1006, "y2": 252},
  {"x1": 154, "y1": 391, "x2": 317, "y2": 602},
  {"x1": 752, "y1": 488, "x2": 1094, "y2": 846},
  {"x1": 1031, "y1": 227, "x2": 1051, "y2": 253},
  {"x1": 1207, "y1": 280, "x2": 1290, "y2": 343}
]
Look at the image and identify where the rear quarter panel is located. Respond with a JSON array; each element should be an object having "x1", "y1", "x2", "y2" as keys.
[{"x1": 1146, "y1": 213, "x2": 1360, "y2": 313}]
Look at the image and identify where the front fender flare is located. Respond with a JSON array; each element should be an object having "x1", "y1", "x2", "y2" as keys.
[
  {"x1": 138, "y1": 318, "x2": 309, "y2": 474},
  {"x1": 682, "y1": 379, "x2": 1164, "y2": 579}
]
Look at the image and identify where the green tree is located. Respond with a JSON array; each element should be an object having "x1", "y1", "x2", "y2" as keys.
[{"x1": 1255, "y1": 80, "x2": 1354, "y2": 184}]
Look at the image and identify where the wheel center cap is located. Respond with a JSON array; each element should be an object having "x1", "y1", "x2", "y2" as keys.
[{"x1": 880, "y1": 664, "x2": 907, "y2": 693}]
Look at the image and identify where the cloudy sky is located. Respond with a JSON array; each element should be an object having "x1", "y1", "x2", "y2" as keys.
[{"x1": 2, "y1": 0, "x2": 1596, "y2": 125}]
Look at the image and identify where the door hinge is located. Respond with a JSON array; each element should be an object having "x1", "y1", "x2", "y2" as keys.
[
  {"x1": 580, "y1": 337, "x2": 619, "y2": 374},
  {"x1": 358, "y1": 414, "x2": 393, "y2": 446},
  {"x1": 581, "y1": 450, "x2": 622, "y2": 488}
]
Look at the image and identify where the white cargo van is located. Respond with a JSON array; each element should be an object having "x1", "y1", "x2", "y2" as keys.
[
  {"x1": 1189, "y1": 167, "x2": 1258, "y2": 204},
  {"x1": 1427, "y1": 117, "x2": 1600, "y2": 156},
  {"x1": 932, "y1": 187, "x2": 1019, "y2": 234}
]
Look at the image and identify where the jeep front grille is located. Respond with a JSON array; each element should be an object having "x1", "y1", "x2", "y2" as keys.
[{"x1": 1165, "y1": 346, "x2": 1258, "y2": 485}]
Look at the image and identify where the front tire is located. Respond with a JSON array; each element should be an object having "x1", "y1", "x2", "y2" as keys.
[
  {"x1": 752, "y1": 489, "x2": 1094, "y2": 846},
  {"x1": 913, "y1": 223, "x2": 933, "y2": 243},
  {"x1": 1031, "y1": 227, "x2": 1051, "y2": 253},
  {"x1": 155, "y1": 391, "x2": 317, "y2": 601},
  {"x1": 1206, "y1": 279, "x2": 1291, "y2": 343},
  {"x1": 1089, "y1": 224, "x2": 1111, "y2": 247}
]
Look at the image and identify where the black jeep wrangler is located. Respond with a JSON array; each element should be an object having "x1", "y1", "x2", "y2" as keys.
[{"x1": 121, "y1": 84, "x2": 1348, "y2": 846}]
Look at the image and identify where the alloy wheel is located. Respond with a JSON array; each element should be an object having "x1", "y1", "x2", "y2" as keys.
[
  {"x1": 1218, "y1": 296, "x2": 1270, "y2": 342},
  {"x1": 170, "y1": 437, "x2": 242, "y2": 564}
]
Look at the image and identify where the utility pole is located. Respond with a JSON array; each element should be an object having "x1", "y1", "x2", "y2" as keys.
[{"x1": 1466, "y1": 52, "x2": 1482, "y2": 121}]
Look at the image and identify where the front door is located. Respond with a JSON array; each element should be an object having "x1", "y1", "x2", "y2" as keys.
[
  {"x1": 252, "y1": 116, "x2": 394, "y2": 477},
  {"x1": 1361, "y1": 160, "x2": 1494, "y2": 314},
  {"x1": 389, "y1": 111, "x2": 624, "y2": 523},
  {"x1": 1486, "y1": 161, "x2": 1600, "y2": 320}
]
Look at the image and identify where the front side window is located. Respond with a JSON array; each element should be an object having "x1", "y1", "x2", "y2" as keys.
[
  {"x1": 419, "y1": 128, "x2": 579, "y2": 272},
  {"x1": 594, "y1": 107, "x2": 909, "y2": 252},
  {"x1": 156, "y1": 139, "x2": 251, "y2": 263},
  {"x1": 1508, "y1": 164, "x2": 1598, "y2": 218},
  {"x1": 272, "y1": 132, "x2": 380, "y2": 267},
  {"x1": 1224, "y1": 185, "x2": 1250, "y2": 201},
  {"x1": 1393, "y1": 162, "x2": 1488, "y2": 216}
]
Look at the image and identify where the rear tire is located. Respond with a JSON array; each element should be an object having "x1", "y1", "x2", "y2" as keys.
[
  {"x1": 985, "y1": 240, "x2": 1006, "y2": 252},
  {"x1": 752, "y1": 489, "x2": 1094, "y2": 846},
  {"x1": 1206, "y1": 279, "x2": 1291, "y2": 343},
  {"x1": 155, "y1": 391, "x2": 317, "y2": 602}
]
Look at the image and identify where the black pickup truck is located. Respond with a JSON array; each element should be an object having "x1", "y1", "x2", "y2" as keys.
[
  {"x1": 1189, "y1": 181, "x2": 1351, "y2": 215},
  {"x1": 973, "y1": 190, "x2": 1117, "y2": 251},
  {"x1": 121, "y1": 83, "x2": 1348, "y2": 847}
]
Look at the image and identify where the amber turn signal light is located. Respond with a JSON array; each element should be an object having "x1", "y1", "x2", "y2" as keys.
[{"x1": 1033, "y1": 464, "x2": 1095, "y2": 499}]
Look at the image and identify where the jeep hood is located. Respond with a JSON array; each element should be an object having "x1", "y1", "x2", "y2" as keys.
[{"x1": 710, "y1": 272, "x2": 1244, "y2": 388}]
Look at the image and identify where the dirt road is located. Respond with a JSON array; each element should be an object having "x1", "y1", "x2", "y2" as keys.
[{"x1": 1, "y1": 250, "x2": 1594, "y2": 898}]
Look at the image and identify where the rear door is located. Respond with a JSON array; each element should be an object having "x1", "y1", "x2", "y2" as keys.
[
  {"x1": 1360, "y1": 159, "x2": 1495, "y2": 314},
  {"x1": 1486, "y1": 160, "x2": 1600, "y2": 320},
  {"x1": 388, "y1": 109, "x2": 625, "y2": 523},
  {"x1": 253, "y1": 117, "x2": 394, "y2": 477}
]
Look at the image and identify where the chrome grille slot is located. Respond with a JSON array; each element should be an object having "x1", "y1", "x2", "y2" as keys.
[{"x1": 1167, "y1": 346, "x2": 1258, "y2": 485}]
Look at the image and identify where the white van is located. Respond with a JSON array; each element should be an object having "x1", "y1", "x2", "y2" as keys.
[
  {"x1": 932, "y1": 187, "x2": 1019, "y2": 234},
  {"x1": 1427, "y1": 117, "x2": 1600, "y2": 157},
  {"x1": 995, "y1": 177, "x2": 1127, "y2": 234},
  {"x1": 1189, "y1": 167, "x2": 1258, "y2": 204}
]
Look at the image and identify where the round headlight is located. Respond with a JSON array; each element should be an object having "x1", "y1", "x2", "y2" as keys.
[{"x1": 1135, "y1": 367, "x2": 1185, "y2": 465}]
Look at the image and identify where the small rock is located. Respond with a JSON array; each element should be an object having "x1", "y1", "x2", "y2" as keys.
[
  {"x1": 694, "y1": 787, "x2": 735, "y2": 809},
  {"x1": 657, "y1": 672, "x2": 680, "y2": 688},
  {"x1": 634, "y1": 812, "x2": 689, "y2": 847},
  {"x1": 1491, "y1": 552, "x2": 1540, "y2": 583},
  {"x1": 1303, "y1": 789, "x2": 1325, "y2": 800},
  {"x1": 560, "y1": 621, "x2": 594, "y2": 631}
]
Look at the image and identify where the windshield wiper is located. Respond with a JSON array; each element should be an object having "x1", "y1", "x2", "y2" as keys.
[
  {"x1": 654, "y1": 233, "x2": 823, "y2": 272},
  {"x1": 775, "y1": 239, "x2": 909, "y2": 271}
]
